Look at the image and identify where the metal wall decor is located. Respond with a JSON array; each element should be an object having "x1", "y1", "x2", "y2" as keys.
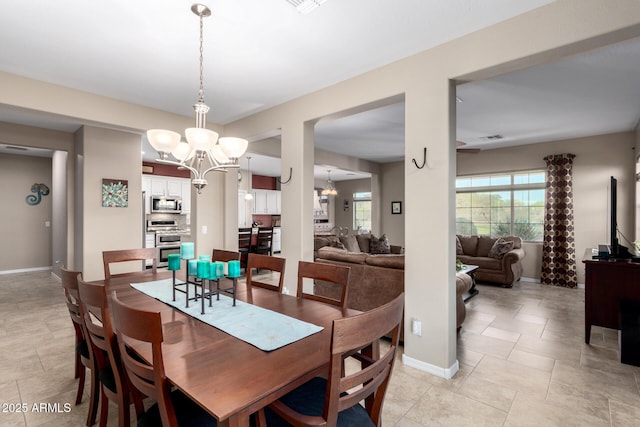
[
  {"x1": 25, "y1": 183, "x2": 50, "y2": 205},
  {"x1": 102, "y1": 179, "x2": 129, "y2": 208}
]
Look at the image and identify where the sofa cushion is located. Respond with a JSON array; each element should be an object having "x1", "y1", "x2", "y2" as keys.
[
  {"x1": 456, "y1": 235, "x2": 463, "y2": 255},
  {"x1": 502, "y1": 235, "x2": 522, "y2": 249},
  {"x1": 314, "y1": 236, "x2": 345, "y2": 251},
  {"x1": 365, "y1": 254, "x2": 404, "y2": 269},
  {"x1": 488, "y1": 238, "x2": 515, "y2": 259},
  {"x1": 340, "y1": 235, "x2": 362, "y2": 253},
  {"x1": 458, "y1": 235, "x2": 478, "y2": 256},
  {"x1": 477, "y1": 235, "x2": 496, "y2": 257},
  {"x1": 356, "y1": 234, "x2": 371, "y2": 253},
  {"x1": 370, "y1": 234, "x2": 391, "y2": 254},
  {"x1": 470, "y1": 256, "x2": 502, "y2": 271},
  {"x1": 317, "y1": 246, "x2": 367, "y2": 264}
]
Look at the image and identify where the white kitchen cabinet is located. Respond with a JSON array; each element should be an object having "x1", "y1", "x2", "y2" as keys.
[
  {"x1": 272, "y1": 227, "x2": 281, "y2": 253},
  {"x1": 143, "y1": 175, "x2": 191, "y2": 213},
  {"x1": 145, "y1": 233, "x2": 155, "y2": 248},
  {"x1": 180, "y1": 180, "x2": 192, "y2": 214},
  {"x1": 238, "y1": 191, "x2": 248, "y2": 227},
  {"x1": 166, "y1": 180, "x2": 182, "y2": 197},
  {"x1": 252, "y1": 189, "x2": 281, "y2": 214}
]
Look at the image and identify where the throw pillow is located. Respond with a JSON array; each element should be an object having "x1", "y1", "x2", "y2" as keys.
[
  {"x1": 356, "y1": 234, "x2": 371, "y2": 253},
  {"x1": 488, "y1": 238, "x2": 515, "y2": 259},
  {"x1": 339, "y1": 234, "x2": 362, "y2": 253},
  {"x1": 456, "y1": 235, "x2": 463, "y2": 255},
  {"x1": 370, "y1": 234, "x2": 391, "y2": 254}
]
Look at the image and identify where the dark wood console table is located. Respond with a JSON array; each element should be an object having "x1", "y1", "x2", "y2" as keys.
[{"x1": 583, "y1": 249, "x2": 640, "y2": 344}]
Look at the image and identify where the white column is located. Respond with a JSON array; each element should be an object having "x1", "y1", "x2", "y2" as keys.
[
  {"x1": 402, "y1": 80, "x2": 458, "y2": 377},
  {"x1": 280, "y1": 120, "x2": 316, "y2": 293}
]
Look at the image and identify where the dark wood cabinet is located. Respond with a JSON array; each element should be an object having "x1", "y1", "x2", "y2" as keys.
[{"x1": 583, "y1": 249, "x2": 640, "y2": 344}]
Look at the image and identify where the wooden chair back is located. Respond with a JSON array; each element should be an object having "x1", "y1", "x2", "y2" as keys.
[
  {"x1": 60, "y1": 267, "x2": 83, "y2": 345},
  {"x1": 212, "y1": 249, "x2": 241, "y2": 263},
  {"x1": 246, "y1": 253, "x2": 286, "y2": 292},
  {"x1": 254, "y1": 227, "x2": 274, "y2": 256},
  {"x1": 102, "y1": 248, "x2": 158, "y2": 280},
  {"x1": 269, "y1": 293, "x2": 405, "y2": 426},
  {"x1": 77, "y1": 276, "x2": 140, "y2": 425},
  {"x1": 61, "y1": 267, "x2": 99, "y2": 425},
  {"x1": 111, "y1": 292, "x2": 178, "y2": 427},
  {"x1": 238, "y1": 228, "x2": 253, "y2": 250},
  {"x1": 296, "y1": 261, "x2": 351, "y2": 308}
]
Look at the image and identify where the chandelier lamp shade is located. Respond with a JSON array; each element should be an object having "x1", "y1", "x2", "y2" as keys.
[
  {"x1": 146, "y1": 4, "x2": 248, "y2": 194},
  {"x1": 321, "y1": 170, "x2": 338, "y2": 196}
]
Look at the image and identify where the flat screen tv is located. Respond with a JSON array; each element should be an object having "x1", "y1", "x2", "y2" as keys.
[{"x1": 609, "y1": 176, "x2": 631, "y2": 259}]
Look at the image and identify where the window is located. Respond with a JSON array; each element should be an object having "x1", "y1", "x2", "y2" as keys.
[
  {"x1": 456, "y1": 171, "x2": 545, "y2": 242},
  {"x1": 353, "y1": 192, "x2": 372, "y2": 232}
]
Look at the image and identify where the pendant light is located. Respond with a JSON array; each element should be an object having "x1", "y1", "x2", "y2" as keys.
[
  {"x1": 321, "y1": 170, "x2": 338, "y2": 196},
  {"x1": 244, "y1": 156, "x2": 253, "y2": 200},
  {"x1": 146, "y1": 4, "x2": 248, "y2": 194}
]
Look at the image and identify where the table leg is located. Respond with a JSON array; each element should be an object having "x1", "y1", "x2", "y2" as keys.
[{"x1": 463, "y1": 272, "x2": 479, "y2": 302}]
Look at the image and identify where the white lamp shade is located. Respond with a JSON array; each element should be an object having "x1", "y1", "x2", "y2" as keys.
[
  {"x1": 147, "y1": 129, "x2": 181, "y2": 153},
  {"x1": 210, "y1": 144, "x2": 230, "y2": 164},
  {"x1": 219, "y1": 137, "x2": 248, "y2": 159},
  {"x1": 244, "y1": 192, "x2": 253, "y2": 200},
  {"x1": 185, "y1": 127, "x2": 219, "y2": 152},
  {"x1": 171, "y1": 141, "x2": 193, "y2": 161}
]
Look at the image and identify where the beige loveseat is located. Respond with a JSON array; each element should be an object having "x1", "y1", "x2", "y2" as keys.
[
  {"x1": 456, "y1": 235, "x2": 525, "y2": 287},
  {"x1": 314, "y1": 234, "x2": 472, "y2": 335}
]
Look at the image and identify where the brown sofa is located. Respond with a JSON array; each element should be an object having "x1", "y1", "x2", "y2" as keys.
[
  {"x1": 314, "y1": 242, "x2": 473, "y2": 337},
  {"x1": 456, "y1": 235, "x2": 525, "y2": 287}
]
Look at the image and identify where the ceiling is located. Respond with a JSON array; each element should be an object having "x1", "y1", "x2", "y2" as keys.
[{"x1": 2, "y1": 1, "x2": 639, "y2": 180}]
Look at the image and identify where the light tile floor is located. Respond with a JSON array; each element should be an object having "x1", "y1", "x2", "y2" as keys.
[{"x1": 1, "y1": 271, "x2": 639, "y2": 426}]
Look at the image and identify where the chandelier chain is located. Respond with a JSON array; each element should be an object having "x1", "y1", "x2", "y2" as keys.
[{"x1": 198, "y1": 12, "x2": 205, "y2": 103}]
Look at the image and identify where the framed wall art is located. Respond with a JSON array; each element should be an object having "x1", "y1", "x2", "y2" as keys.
[
  {"x1": 102, "y1": 179, "x2": 129, "y2": 208},
  {"x1": 391, "y1": 201, "x2": 402, "y2": 215}
]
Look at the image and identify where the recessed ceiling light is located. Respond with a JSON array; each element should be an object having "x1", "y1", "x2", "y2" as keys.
[{"x1": 286, "y1": 0, "x2": 328, "y2": 14}]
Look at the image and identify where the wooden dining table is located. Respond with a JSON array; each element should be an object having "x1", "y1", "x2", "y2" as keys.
[{"x1": 97, "y1": 270, "x2": 358, "y2": 427}]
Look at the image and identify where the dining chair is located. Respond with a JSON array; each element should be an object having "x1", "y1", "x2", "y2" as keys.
[
  {"x1": 238, "y1": 227, "x2": 253, "y2": 270},
  {"x1": 246, "y1": 253, "x2": 286, "y2": 293},
  {"x1": 263, "y1": 292, "x2": 405, "y2": 426},
  {"x1": 77, "y1": 276, "x2": 144, "y2": 427},
  {"x1": 110, "y1": 292, "x2": 218, "y2": 427},
  {"x1": 60, "y1": 267, "x2": 99, "y2": 427},
  {"x1": 212, "y1": 249, "x2": 241, "y2": 263},
  {"x1": 296, "y1": 261, "x2": 351, "y2": 308},
  {"x1": 253, "y1": 227, "x2": 274, "y2": 256},
  {"x1": 102, "y1": 248, "x2": 158, "y2": 280}
]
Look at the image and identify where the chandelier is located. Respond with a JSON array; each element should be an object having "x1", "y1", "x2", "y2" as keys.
[
  {"x1": 321, "y1": 170, "x2": 337, "y2": 196},
  {"x1": 146, "y1": 4, "x2": 248, "y2": 194}
]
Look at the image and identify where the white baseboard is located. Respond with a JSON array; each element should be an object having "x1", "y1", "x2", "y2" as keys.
[
  {"x1": 402, "y1": 354, "x2": 459, "y2": 379},
  {"x1": 518, "y1": 276, "x2": 585, "y2": 289},
  {"x1": 0, "y1": 266, "x2": 52, "y2": 276}
]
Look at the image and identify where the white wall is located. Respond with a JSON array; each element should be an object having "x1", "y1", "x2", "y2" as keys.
[
  {"x1": 0, "y1": 154, "x2": 52, "y2": 271},
  {"x1": 77, "y1": 126, "x2": 143, "y2": 281},
  {"x1": 457, "y1": 132, "x2": 636, "y2": 285}
]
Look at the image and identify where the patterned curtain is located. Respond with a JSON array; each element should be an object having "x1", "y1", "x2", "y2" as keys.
[{"x1": 541, "y1": 154, "x2": 577, "y2": 288}]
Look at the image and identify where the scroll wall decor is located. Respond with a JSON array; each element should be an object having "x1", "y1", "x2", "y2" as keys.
[{"x1": 25, "y1": 183, "x2": 50, "y2": 205}]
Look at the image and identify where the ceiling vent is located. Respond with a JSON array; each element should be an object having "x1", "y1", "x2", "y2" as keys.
[
  {"x1": 286, "y1": 0, "x2": 328, "y2": 14},
  {"x1": 479, "y1": 134, "x2": 504, "y2": 141}
]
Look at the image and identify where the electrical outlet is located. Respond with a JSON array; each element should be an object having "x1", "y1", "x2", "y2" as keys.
[{"x1": 411, "y1": 319, "x2": 422, "y2": 336}]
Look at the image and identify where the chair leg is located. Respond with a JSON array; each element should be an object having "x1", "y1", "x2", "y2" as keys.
[
  {"x1": 118, "y1": 391, "x2": 130, "y2": 427},
  {"x1": 85, "y1": 364, "x2": 99, "y2": 426},
  {"x1": 99, "y1": 387, "x2": 109, "y2": 427},
  {"x1": 75, "y1": 352, "x2": 81, "y2": 379},
  {"x1": 75, "y1": 363, "x2": 85, "y2": 405}
]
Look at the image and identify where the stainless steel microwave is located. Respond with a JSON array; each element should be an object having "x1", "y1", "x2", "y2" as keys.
[{"x1": 151, "y1": 197, "x2": 182, "y2": 213}]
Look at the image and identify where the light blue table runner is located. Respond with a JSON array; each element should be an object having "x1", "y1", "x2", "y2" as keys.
[{"x1": 130, "y1": 278, "x2": 323, "y2": 351}]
